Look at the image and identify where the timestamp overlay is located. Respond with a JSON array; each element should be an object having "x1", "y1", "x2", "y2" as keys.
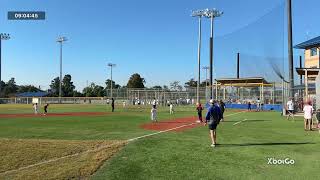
[{"x1": 8, "y1": 11, "x2": 45, "y2": 20}]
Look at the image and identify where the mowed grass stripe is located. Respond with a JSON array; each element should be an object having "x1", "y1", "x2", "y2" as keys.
[{"x1": 93, "y1": 111, "x2": 320, "y2": 180}]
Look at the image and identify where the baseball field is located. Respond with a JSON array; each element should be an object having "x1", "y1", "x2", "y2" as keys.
[{"x1": 0, "y1": 104, "x2": 319, "y2": 180}]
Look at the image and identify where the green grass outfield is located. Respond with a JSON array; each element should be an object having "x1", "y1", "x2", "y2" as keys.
[{"x1": 0, "y1": 104, "x2": 319, "y2": 179}]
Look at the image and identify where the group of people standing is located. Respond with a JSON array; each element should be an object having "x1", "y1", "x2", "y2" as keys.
[
  {"x1": 286, "y1": 98, "x2": 320, "y2": 131},
  {"x1": 247, "y1": 98, "x2": 263, "y2": 112}
]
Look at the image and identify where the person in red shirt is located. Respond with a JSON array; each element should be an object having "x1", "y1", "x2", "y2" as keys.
[{"x1": 196, "y1": 103, "x2": 204, "y2": 123}]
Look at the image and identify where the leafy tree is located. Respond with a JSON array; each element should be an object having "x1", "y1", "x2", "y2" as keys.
[
  {"x1": 93, "y1": 85, "x2": 105, "y2": 97},
  {"x1": 170, "y1": 81, "x2": 182, "y2": 91},
  {"x1": 3, "y1": 78, "x2": 18, "y2": 96},
  {"x1": 83, "y1": 86, "x2": 93, "y2": 97},
  {"x1": 0, "y1": 80, "x2": 6, "y2": 97},
  {"x1": 83, "y1": 83, "x2": 105, "y2": 97},
  {"x1": 49, "y1": 74, "x2": 75, "y2": 97},
  {"x1": 73, "y1": 90, "x2": 84, "y2": 97},
  {"x1": 200, "y1": 80, "x2": 207, "y2": 87},
  {"x1": 62, "y1": 74, "x2": 75, "y2": 97},
  {"x1": 127, "y1": 73, "x2": 145, "y2": 88},
  {"x1": 105, "y1": 79, "x2": 121, "y2": 89},
  {"x1": 152, "y1": 85, "x2": 162, "y2": 89},
  {"x1": 18, "y1": 85, "x2": 42, "y2": 93},
  {"x1": 184, "y1": 78, "x2": 197, "y2": 88},
  {"x1": 49, "y1": 77, "x2": 60, "y2": 96}
]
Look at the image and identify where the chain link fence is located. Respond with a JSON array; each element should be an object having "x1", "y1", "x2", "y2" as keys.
[{"x1": 0, "y1": 85, "x2": 289, "y2": 107}]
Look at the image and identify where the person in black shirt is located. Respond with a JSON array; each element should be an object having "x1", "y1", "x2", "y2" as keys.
[
  {"x1": 219, "y1": 100, "x2": 226, "y2": 121},
  {"x1": 43, "y1": 103, "x2": 49, "y2": 115},
  {"x1": 111, "y1": 98, "x2": 115, "y2": 112}
]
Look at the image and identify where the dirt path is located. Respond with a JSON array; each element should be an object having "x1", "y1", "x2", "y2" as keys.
[
  {"x1": 0, "y1": 112, "x2": 109, "y2": 118},
  {"x1": 141, "y1": 116, "x2": 201, "y2": 132}
]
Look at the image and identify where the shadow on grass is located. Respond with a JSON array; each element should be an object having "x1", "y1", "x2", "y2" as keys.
[
  {"x1": 219, "y1": 142, "x2": 315, "y2": 147},
  {"x1": 223, "y1": 119, "x2": 271, "y2": 123}
]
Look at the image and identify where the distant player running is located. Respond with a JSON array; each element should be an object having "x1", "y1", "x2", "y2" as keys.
[
  {"x1": 111, "y1": 98, "x2": 115, "y2": 112},
  {"x1": 33, "y1": 103, "x2": 38, "y2": 115},
  {"x1": 43, "y1": 103, "x2": 49, "y2": 115},
  {"x1": 196, "y1": 103, "x2": 204, "y2": 123}
]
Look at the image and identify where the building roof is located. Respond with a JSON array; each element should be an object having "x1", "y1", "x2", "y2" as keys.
[
  {"x1": 296, "y1": 68, "x2": 320, "y2": 76},
  {"x1": 294, "y1": 36, "x2": 320, "y2": 49},
  {"x1": 15, "y1": 92, "x2": 49, "y2": 97},
  {"x1": 215, "y1": 77, "x2": 272, "y2": 86}
]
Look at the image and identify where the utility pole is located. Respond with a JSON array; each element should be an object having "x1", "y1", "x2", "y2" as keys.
[
  {"x1": 287, "y1": 0, "x2": 294, "y2": 98},
  {"x1": 107, "y1": 63, "x2": 116, "y2": 99},
  {"x1": 56, "y1": 36, "x2": 68, "y2": 103},
  {"x1": 204, "y1": 9, "x2": 223, "y2": 100},
  {"x1": 192, "y1": 10, "x2": 204, "y2": 104},
  {"x1": 0, "y1": 33, "x2": 10, "y2": 97}
]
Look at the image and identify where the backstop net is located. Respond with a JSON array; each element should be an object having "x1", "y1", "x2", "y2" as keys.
[{"x1": 209, "y1": 0, "x2": 289, "y2": 105}]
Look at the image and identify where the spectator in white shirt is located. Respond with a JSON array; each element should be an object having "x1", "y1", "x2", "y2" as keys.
[
  {"x1": 303, "y1": 99, "x2": 314, "y2": 131},
  {"x1": 286, "y1": 98, "x2": 295, "y2": 120}
]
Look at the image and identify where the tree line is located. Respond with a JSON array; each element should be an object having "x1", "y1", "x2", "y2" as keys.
[{"x1": 0, "y1": 73, "x2": 207, "y2": 97}]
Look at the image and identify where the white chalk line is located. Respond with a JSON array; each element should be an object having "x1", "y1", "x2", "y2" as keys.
[
  {"x1": 0, "y1": 110, "x2": 246, "y2": 175},
  {"x1": 233, "y1": 119, "x2": 248, "y2": 125}
]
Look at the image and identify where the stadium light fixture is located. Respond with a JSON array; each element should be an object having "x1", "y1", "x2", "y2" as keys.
[
  {"x1": 0, "y1": 33, "x2": 11, "y2": 97},
  {"x1": 56, "y1": 36, "x2": 68, "y2": 103},
  {"x1": 191, "y1": 9, "x2": 206, "y2": 104},
  {"x1": 107, "y1": 63, "x2": 116, "y2": 99},
  {"x1": 203, "y1": 8, "x2": 223, "y2": 100}
]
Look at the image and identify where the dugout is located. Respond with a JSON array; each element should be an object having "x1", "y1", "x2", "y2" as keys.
[{"x1": 214, "y1": 77, "x2": 286, "y2": 107}]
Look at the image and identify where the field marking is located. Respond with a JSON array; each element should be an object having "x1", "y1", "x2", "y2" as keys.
[
  {"x1": 129, "y1": 111, "x2": 246, "y2": 142},
  {"x1": 128, "y1": 123, "x2": 198, "y2": 142},
  {"x1": 0, "y1": 110, "x2": 246, "y2": 175},
  {"x1": 233, "y1": 118, "x2": 248, "y2": 125}
]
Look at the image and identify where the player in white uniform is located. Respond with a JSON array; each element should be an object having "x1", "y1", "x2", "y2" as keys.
[
  {"x1": 122, "y1": 101, "x2": 126, "y2": 110},
  {"x1": 151, "y1": 106, "x2": 157, "y2": 122},
  {"x1": 169, "y1": 103, "x2": 174, "y2": 114},
  {"x1": 256, "y1": 98, "x2": 261, "y2": 112},
  {"x1": 33, "y1": 103, "x2": 38, "y2": 114},
  {"x1": 286, "y1": 98, "x2": 295, "y2": 120},
  {"x1": 152, "y1": 99, "x2": 157, "y2": 108}
]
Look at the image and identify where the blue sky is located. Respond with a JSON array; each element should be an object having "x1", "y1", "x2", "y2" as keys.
[{"x1": 0, "y1": 0, "x2": 319, "y2": 90}]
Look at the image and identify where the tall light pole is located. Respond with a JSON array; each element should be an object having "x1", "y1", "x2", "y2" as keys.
[
  {"x1": 204, "y1": 9, "x2": 223, "y2": 100},
  {"x1": 56, "y1": 36, "x2": 67, "y2": 103},
  {"x1": 107, "y1": 63, "x2": 116, "y2": 99},
  {"x1": 192, "y1": 9, "x2": 205, "y2": 104},
  {"x1": 287, "y1": 0, "x2": 294, "y2": 99},
  {"x1": 202, "y1": 66, "x2": 209, "y2": 101},
  {"x1": 0, "y1": 33, "x2": 10, "y2": 97}
]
